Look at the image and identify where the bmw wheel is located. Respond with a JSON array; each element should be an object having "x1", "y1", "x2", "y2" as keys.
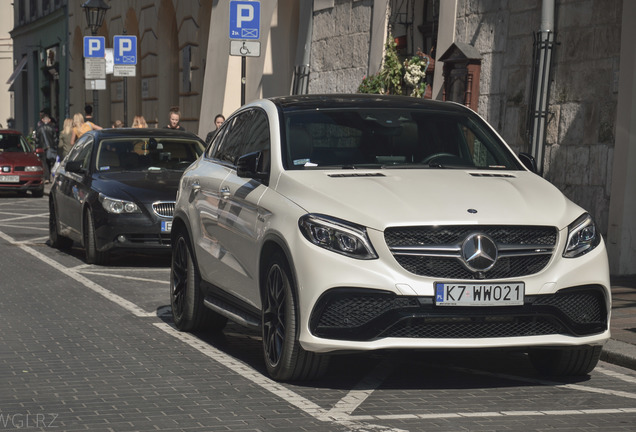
[
  {"x1": 262, "y1": 251, "x2": 328, "y2": 381},
  {"x1": 84, "y1": 209, "x2": 109, "y2": 265},
  {"x1": 170, "y1": 229, "x2": 227, "y2": 332}
]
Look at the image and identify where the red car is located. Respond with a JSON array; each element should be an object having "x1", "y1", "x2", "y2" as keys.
[{"x1": 0, "y1": 129, "x2": 45, "y2": 197}]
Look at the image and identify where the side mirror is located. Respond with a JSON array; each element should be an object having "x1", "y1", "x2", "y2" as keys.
[
  {"x1": 518, "y1": 152, "x2": 538, "y2": 174},
  {"x1": 65, "y1": 160, "x2": 86, "y2": 174},
  {"x1": 237, "y1": 151, "x2": 269, "y2": 183},
  {"x1": 34, "y1": 147, "x2": 45, "y2": 156}
]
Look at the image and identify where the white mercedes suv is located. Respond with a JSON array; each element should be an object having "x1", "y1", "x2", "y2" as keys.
[{"x1": 170, "y1": 95, "x2": 610, "y2": 381}]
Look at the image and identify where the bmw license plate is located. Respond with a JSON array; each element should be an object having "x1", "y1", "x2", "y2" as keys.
[
  {"x1": 161, "y1": 220, "x2": 172, "y2": 233},
  {"x1": 2, "y1": 175, "x2": 19, "y2": 183},
  {"x1": 435, "y1": 282, "x2": 524, "y2": 306}
]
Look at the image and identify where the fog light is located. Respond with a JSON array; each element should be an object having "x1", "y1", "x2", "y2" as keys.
[{"x1": 117, "y1": 235, "x2": 127, "y2": 243}]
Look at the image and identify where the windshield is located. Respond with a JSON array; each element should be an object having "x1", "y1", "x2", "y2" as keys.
[
  {"x1": 96, "y1": 137, "x2": 204, "y2": 172},
  {"x1": 282, "y1": 108, "x2": 522, "y2": 170},
  {"x1": 0, "y1": 133, "x2": 30, "y2": 153}
]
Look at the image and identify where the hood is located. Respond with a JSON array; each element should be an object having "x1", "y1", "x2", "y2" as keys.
[
  {"x1": 0, "y1": 152, "x2": 41, "y2": 166},
  {"x1": 276, "y1": 169, "x2": 585, "y2": 231},
  {"x1": 91, "y1": 170, "x2": 183, "y2": 203}
]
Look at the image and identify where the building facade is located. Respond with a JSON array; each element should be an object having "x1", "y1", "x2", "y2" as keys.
[{"x1": 8, "y1": 0, "x2": 635, "y2": 275}]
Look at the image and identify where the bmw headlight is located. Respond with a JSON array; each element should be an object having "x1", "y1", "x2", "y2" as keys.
[
  {"x1": 299, "y1": 214, "x2": 377, "y2": 260},
  {"x1": 99, "y1": 193, "x2": 141, "y2": 214},
  {"x1": 563, "y1": 213, "x2": 601, "y2": 258},
  {"x1": 25, "y1": 166, "x2": 43, "y2": 172}
]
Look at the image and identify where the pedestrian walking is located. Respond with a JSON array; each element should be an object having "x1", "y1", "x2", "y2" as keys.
[
  {"x1": 35, "y1": 113, "x2": 58, "y2": 183},
  {"x1": 57, "y1": 118, "x2": 74, "y2": 160},
  {"x1": 205, "y1": 113, "x2": 225, "y2": 144}
]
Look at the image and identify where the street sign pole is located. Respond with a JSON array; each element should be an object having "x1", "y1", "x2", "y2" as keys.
[
  {"x1": 229, "y1": 0, "x2": 261, "y2": 107},
  {"x1": 241, "y1": 56, "x2": 246, "y2": 106}
]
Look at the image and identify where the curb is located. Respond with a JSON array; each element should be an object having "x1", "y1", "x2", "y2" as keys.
[{"x1": 601, "y1": 339, "x2": 636, "y2": 371}]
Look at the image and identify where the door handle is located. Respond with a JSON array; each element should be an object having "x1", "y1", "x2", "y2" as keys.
[
  {"x1": 220, "y1": 186, "x2": 231, "y2": 199},
  {"x1": 192, "y1": 181, "x2": 201, "y2": 193}
]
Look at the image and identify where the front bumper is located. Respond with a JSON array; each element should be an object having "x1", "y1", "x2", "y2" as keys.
[
  {"x1": 0, "y1": 174, "x2": 44, "y2": 192},
  {"x1": 93, "y1": 212, "x2": 173, "y2": 252},
  {"x1": 293, "y1": 228, "x2": 611, "y2": 354},
  {"x1": 310, "y1": 285, "x2": 608, "y2": 341}
]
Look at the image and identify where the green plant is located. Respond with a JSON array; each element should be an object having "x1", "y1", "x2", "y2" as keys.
[{"x1": 358, "y1": 36, "x2": 429, "y2": 98}]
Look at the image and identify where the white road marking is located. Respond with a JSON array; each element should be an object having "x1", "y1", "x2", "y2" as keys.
[
  {"x1": 79, "y1": 270, "x2": 169, "y2": 284},
  {"x1": 597, "y1": 366, "x2": 636, "y2": 384},
  {"x1": 155, "y1": 322, "x2": 407, "y2": 432}
]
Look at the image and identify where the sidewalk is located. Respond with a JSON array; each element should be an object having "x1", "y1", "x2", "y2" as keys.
[{"x1": 41, "y1": 184, "x2": 636, "y2": 370}]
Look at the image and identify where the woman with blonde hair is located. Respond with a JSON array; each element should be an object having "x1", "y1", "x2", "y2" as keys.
[
  {"x1": 132, "y1": 115, "x2": 148, "y2": 128},
  {"x1": 58, "y1": 118, "x2": 74, "y2": 160},
  {"x1": 71, "y1": 112, "x2": 102, "y2": 145}
]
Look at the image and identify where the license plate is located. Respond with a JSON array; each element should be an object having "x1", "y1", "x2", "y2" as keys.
[
  {"x1": 1, "y1": 175, "x2": 19, "y2": 183},
  {"x1": 161, "y1": 220, "x2": 172, "y2": 233},
  {"x1": 435, "y1": 282, "x2": 524, "y2": 306}
]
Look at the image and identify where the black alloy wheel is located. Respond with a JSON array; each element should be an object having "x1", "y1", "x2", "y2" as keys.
[
  {"x1": 170, "y1": 230, "x2": 226, "y2": 332},
  {"x1": 84, "y1": 209, "x2": 108, "y2": 265},
  {"x1": 262, "y1": 251, "x2": 328, "y2": 381}
]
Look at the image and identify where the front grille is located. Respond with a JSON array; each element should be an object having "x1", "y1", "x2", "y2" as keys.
[
  {"x1": 383, "y1": 318, "x2": 561, "y2": 338},
  {"x1": 153, "y1": 201, "x2": 175, "y2": 218},
  {"x1": 384, "y1": 225, "x2": 558, "y2": 279},
  {"x1": 310, "y1": 286, "x2": 608, "y2": 341}
]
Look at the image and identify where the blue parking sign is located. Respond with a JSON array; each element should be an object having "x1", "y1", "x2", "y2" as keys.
[
  {"x1": 84, "y1": 36, "x2": 105, "y2": 58},
  {"x1": 229, "y1": 1, "x2": 260, "y2": 40},
  {"x1": 114, "y1": 36, "x2": 137, "y2": 65}
]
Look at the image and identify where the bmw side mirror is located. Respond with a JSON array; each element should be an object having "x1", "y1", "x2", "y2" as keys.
[
  {"x1": 518, "y1": 152, "x2": 537, "y2": 174},
  {"x1": 237, "y1": 151, "x2": 269, "y2": 183},
  {"x1": 65, "y1": 160, "x2": 86, "y2": 174}
]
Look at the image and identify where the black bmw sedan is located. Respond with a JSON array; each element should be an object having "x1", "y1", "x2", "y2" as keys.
[{"x1": 48, "y1": 128, "x2": 206, "y2": 265}]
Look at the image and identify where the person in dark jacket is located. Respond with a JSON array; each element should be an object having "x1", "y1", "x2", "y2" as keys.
[{"x1": 35, "y1": 113, "x2": 58, "y2": 182}]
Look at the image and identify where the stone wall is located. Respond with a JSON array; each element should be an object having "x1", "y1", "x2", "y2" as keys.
[
  {"x1": 309, "y1": 0, "x2": 374, "y2": 94},
  {"x1": 456, "y1": 0, "x2": 622, "y2": 235}
]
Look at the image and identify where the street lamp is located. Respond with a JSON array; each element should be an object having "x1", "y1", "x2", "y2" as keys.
[{"x1": 81, "y1": 0, "x2": 110, "y2": 124}]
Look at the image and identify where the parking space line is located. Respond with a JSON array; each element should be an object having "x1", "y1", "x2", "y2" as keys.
[
  {"x1": 445, "y1": 364, "x2": 636, "y2": 400},
  {"x1": 155, "y1": 322, "x2": 408, "y2": 432},
  {"x1": 596, "y1": 366, "x2": 636, "y2": 384},
  {"x1": 78, "y1": 270, "x2": 169, "y2": 285}
]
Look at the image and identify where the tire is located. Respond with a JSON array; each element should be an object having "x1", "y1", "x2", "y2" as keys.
[
  {"x1": 84, "y1": 209, "x2": 109, "y2": 265},
  {"x1": 31, "y1": 187, "x2": 44, "y2": 198},
  {"x1": 261, "y1": 251, "x2": 329, "y2": 382},
  {"x1": 49, "y1": 199, "x2": 73, "y2": 249},
  {"x1": 170, "y1": 230, "x2": 227, "y2": 332},
  {"x1": 529, "y1": 345, "x2": 603, "y2": 376}
]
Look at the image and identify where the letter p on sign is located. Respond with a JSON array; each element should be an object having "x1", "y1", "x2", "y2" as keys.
[{"x1": 237, "y1": 4, "x2": 253, "y2": 27}]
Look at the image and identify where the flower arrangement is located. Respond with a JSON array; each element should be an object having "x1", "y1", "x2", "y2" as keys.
[{"x1": 358, "y1": 36, "x2": 429, "y2": 98}]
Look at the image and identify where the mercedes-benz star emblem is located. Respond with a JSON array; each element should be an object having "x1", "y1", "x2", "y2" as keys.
[{"x1": 461, "y1": 233, "x2": 498, "y2": 272}]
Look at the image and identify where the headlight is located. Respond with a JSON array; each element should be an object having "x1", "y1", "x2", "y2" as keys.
[
  {"x1": 99, "y1": 193, "x2": 141, "y2": 214},
  {"x1": 563, "y1": 213, "x2": 601, "y2": 258},
  {"x1": 299, "y1": 214, "x2": 377, "y2": 260},
  {"x1": 25, "y1": 166, "x2": 43, "y2": 172}
]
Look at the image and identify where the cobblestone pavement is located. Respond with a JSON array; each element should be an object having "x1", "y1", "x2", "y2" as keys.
[{"x1": 1, "y1": 193, "x2": 636, "y2": 431}]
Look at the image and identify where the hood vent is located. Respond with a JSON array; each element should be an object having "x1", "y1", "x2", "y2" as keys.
[
  {"x1": 469, "y1": 172, "x2": 516, "y2": 178},
  {"x1": 328, "y1": 172, "x2": 385, "y2": 178}
]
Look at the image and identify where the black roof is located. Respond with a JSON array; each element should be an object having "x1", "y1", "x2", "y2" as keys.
[
  {"x1": 87, "y1": 128, "x2": 203, "y2": 141},
  {"x1": 268, "y1": 94, "x2": 470, "y2": 113}
]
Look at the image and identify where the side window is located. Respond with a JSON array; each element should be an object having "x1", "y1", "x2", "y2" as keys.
[
  {"x1": 67, "y1": 136, "x2": 93, "y2": 169},
  {"x1": 210, "y1": 109, "x2": 267, "y2": 165},
  {"x1": 242, "y1": 109, "x2": 270, "y2": 155}
]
